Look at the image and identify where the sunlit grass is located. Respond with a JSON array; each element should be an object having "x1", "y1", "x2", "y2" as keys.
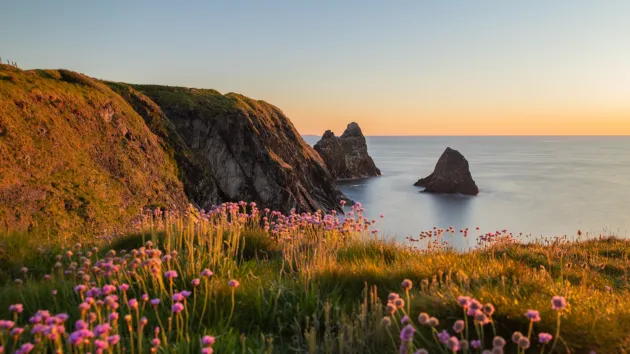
[{"x1": 0, "y1": 202, "x2": 628, "y2": 353}]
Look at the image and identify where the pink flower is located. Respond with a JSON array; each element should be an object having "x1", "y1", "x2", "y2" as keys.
[
  {"x1": 525, "y1": 309, "x2": 541, "y2": 322},
  {"x1": 181, "y1": 290, "x2": 192, "y2": 298},
  {"x1": 446, "y1": 337, "x2": 460, "y2": 352},
  {"x1": 453, "y1": 320, "x2": 465, "y2": 333},
  {"x1": 399, "y1": 324, "x2": 415, "y2": 342},
  {"x1": 9, "y1": 304, "x2": 23, "y2": 313},
  {"x1": 173, "y1": 293, "x2": 185, "y2": 302},
  {"x1": 202, "y1": 335, "x2": 215, "y2": 346},
  {"x1": 192, "y1": 278, "x2": 201, "y2": 287},
  {"x1": 15, "y1": 343, "x2": 34, "y2": 354},
  {"x1": 150, "y1": 298, "x2": 160, "y2": 306},
  {"x1": 457, "y1": 296, "x2": 470, "y2": 308},
  {"x1": 471, "y1": 340, "x2": 481, "y2": 349},
  {"x1": 552, "y1": 296, "x2": 567, "y2": 311},
  {"x1": 171, "y1": 303, "x2": 184, "y2": 313},
  {"x1": 538, "y1": 332, "x2": 553, "y2": 344},
  {"x1": 228, "y1": 279, "x2": 240, "y2": 288},
  {"x1": 128, "y1": 299, "x2": 139, "y2": 309},
  {"x1": 107, "y1": 334, "x2": 121, "y2": 345},
  {"x1": 152, "y1": 338, "x2": 161, "y2": 347},
  {"x1": 201, "y1": 269, "x2": 213, "y2": 278},
  {"x1": 164, "y1": 270, "x2": 178, "y2": 279},
  {"x1": 118, "y1": 284, "x2": 130, "y2": 292}
]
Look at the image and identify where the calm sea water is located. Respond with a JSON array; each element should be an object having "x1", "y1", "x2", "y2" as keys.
[{"x1": 303, "y1": 136, "x2": 630, "y2": 247}]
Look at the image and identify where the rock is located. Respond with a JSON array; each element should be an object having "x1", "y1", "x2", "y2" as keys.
[
  {"x1": 131, "y1": 85, "x2": 348, "y2": 213},
  {"x1": 314, "y1": 122, "x2": 381, "y2": 179},
  {"x1": 414, "y1": 147, "x2": 479, "y2": 195}
]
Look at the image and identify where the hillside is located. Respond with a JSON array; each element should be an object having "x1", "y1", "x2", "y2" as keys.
[
  {"x1": 0, "y1": 65, "x2": 188, "y2": 236},
  {"x1": 0, "y1": 66, "x2": 347, "y2": 235}
]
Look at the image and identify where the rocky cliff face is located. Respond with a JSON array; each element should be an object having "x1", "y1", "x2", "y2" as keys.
[
  {"x1": 131, "y1": 85, "x2": 347, "y2": 212},
  {"x1": 0, "y1": 65, "x2": 188, "y2": 235},
  {"x1": 414, "y1": 147, "x2": 479, "y2": 195},
  {"x1": 314, "y1": 122, "x2": 381, "y2": 179}
]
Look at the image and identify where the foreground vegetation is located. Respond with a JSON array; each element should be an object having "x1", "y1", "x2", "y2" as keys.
[{"x1": 0, "y1": 202, "x2": 628, "y2": 353}]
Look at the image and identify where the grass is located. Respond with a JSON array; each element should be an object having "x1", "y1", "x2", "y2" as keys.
[{"x1": 0, "y1": 203, "x2": 628, "y2": 353}]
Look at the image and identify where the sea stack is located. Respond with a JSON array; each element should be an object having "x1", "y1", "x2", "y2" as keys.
[
  {"x1": 414, "y1": 147, "x2": 479, "y2": 195},
  {"x1": 314, "y1": 122, "x2": 381, "y2": 180}
]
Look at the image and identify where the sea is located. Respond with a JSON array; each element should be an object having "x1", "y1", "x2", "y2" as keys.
[{"x1": 303, "y1": 136, "x2": 630, "y2": 249}]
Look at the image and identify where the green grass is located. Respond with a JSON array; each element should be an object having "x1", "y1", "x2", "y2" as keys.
[{"x1": 0, "y1": 205, "x2": 628, "y2": 353}]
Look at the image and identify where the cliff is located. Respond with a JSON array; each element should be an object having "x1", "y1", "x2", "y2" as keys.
[{"x1": 130, "y1": 85, "x2": 346, "y2": 212}]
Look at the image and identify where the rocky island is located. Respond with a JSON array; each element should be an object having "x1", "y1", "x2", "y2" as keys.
[
  {"x1": 414, "y1": 147, "x2": 479, "y2": 195},
  {"x1": 314, "y1": 122, "x2": 381, "y2": 179}
]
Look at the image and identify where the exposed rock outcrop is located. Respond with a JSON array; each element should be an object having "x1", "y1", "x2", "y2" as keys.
[
  {"x1": 131, "y1": 85, "x2": 347, "y2": 213},
  {"x1": 314, "y1": 122, "x2": 381, "y2": 179},
  {"x1": 414, "y1": 147, "x2": 479, "y2": 195}
]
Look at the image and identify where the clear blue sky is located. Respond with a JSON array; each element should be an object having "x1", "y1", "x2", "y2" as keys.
[{"x1": 3, "y1": 0, "x2": 630, "y2": 135}]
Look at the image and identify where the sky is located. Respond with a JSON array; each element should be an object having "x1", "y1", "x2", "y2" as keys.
[{"x1": 2, "y1": 0, "x2": 630, "y2": 135}]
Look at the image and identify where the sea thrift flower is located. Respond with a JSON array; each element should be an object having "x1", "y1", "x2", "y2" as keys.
[
  {"x1": 552, "y1": 296, "x2": 567, "y2": 311},
  {"x1": 401, "y1": 315, "x2": 410, "y2": 324},
  {"x1": 228, "y1": 279, "x2": 240, "y2": 288},
  {"x1": 15, "y1": 343, "x2": 34, "y2": 354},
  {"x1": 400, "y1": 324, "x2": 416, "y2": 342},
  {"x1": 202, "y1": 335, "x2": 215, "y2": 346},
  {"x1": 475, "y1": 310, "x2": 490, "y2": 325},
  {"x1": 493, "y1": 336, "x2": 506, "y2": 348},
  {"x1": 140, "y1": 317, "x2": 148, "y2": 326},
  {"x1": 518, "y1": 337, "x2": 531, "y2": 349},
  {"x1": 437, "y1": 330, "x2": 450, "y2": 344},
  {"x1": 151, "y1": 298, "x2": 160, "y2": 306},
  {"x1": 401, "y1": 279, "x2": 413, "y2": 290},
  {"x1": 11, "y1": 327, "x2": 24, "y2": 336},
  {"x1": 128, "y1": 299, "x2": 139, "y2": 309},
  {"x1": 539, "y1": 332, "x2": 553, "y2": 344},
  {"x1": 458, "y1": 296, "x2": 471, "y2": 308},
  {"x1": 118, "y1": 284, "x2": 130, "y2": 292},
  {"x1": 9, "y1": 304, "x2": 23, "y2": 313},
  {"x1": 164, "y1": 270, "x2": 178, "y2": 279},
  {"x1": 471, "y1": 340, "x2": 481, "y2": 349},
  {"x1": 394, "y1": 298, "x2": 405, "y2": 309},
  {"x1": 447, "y1": 337, "x2": 461, "y2": 352},
  {"x1": 525, "y1": 309, "x2": 541, "y2": 322},
  {"x1": 381, "y1": 317, "x2": 392, "y2": 327},
  {"x1": 512, "y1": 331, "x2": 523, "y2": 343},
  {"x1": 108, "y1": 334, "x2": 121, "y2": 345},
  {"x1": 201, "y1": 269, "x2": 213, "y2": 277},
  {"x1": 428, "y1": 317, "x2": 439, "y2": 327},
  {"x1": 152, "y1": 338, "x2": 161, "y2": 347},
  {"x1": 95, "y1": 339, "x2": 108, "y2": 351},
  {"x1": 173, "y1": 293, "x2": 185, "y2": 302},
  {"x1": 385, "y1": 303, "x2": 396, "y2": 315},
  {"x1": 74, "y1": 285, "x2": 87, "y2": 294},
  {"x1": 417, "y1": 313, "x2": 429, "y2": 325},
  {"x1": 172, "y1": 303, "x2": 184, "y2": 313},
  {"x1": 388, "y1": 293, "x2": 399, "y2": 302},
  {"x1": 142, "y1": 294, "x2": 149, "y2": 302},
  {"x1": 192, "y1": 278, "x2": 201, "y2": 287},
  {"x1": 453, "y1": 320, "x2": 465, "y2": 333},
  {"x1": 201, "y1": 348, "x2": 214, "y2": 354},
  {"x1": 108, "y1": 312, "x2": 119, "y2": 322},
  {"x1": 94, "y1": 323, "x2": 112, "y2": 337},
  {"x1": 181, "y1": 290, "x2": 192, "y2": 298}
]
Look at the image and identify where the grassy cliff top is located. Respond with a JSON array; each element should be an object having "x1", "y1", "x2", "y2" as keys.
[{"x1": 0, "y1": 66, "x2": 187, "y2": 238}]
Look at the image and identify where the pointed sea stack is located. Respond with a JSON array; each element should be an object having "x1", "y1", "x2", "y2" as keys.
[
  {"x1": 314, "y1": 122, "x2": 381, "y2": 180},
  {"x1": 414, "y1": 147, "x2": 479, "y2": 195}
]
